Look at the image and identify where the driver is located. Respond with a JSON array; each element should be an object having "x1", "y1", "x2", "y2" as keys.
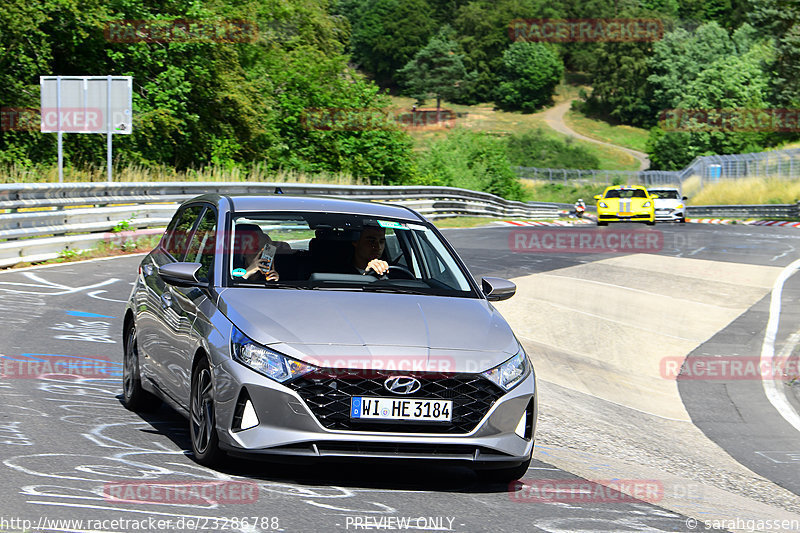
[{"x1": 352, "y1": 226, "x2": 389, "y2": 276}]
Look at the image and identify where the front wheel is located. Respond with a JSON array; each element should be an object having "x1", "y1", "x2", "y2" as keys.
[
  {"x1": 597, "y1": 221, "x2": 608, "y2": 227},
  {"x1": 122, "y1": 324, "x2": 161, "y2": 412},
  {"x1": 190, "y1": 357, "x2": 225, "y2": 466}
]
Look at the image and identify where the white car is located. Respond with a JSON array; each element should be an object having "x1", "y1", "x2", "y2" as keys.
[{"x1": 648, "y1": 188, "x2": 688, "y2": 223}]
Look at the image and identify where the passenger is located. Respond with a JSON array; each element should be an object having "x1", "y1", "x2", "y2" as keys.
[
  {"x1": 236, "y1": 225, "x2": 289, "y2": 281},
  {"x1": 352, "y1": 226, "x2": 389, "y2": 276}
]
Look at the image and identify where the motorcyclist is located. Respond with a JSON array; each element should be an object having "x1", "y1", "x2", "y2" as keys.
[{"x1": 574, "y1": 198, "x2": 586, "y2": 218}]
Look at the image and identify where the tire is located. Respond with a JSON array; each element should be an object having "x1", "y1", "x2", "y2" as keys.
[
  {"x1": 646, "y1": 219, "x2": 656, "y2": 226},
  {"x1": 190, "y1": 357, "x2": 225, "y2": 466},
  {"x1": 597, "y1": 221, "x2": 608, "y2": 227},
  {"x1": 679, "y1": 217, "x2": 686, "y2": 224},
  {"x1": 122, "y1": 324, "x2": 161, "y2": 412},
  {"x1": 477, "y1": 456, "x2": 532, "y2": 484}
]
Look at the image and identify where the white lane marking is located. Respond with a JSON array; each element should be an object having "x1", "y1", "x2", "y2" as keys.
[
  {"x1": 87, "y1": 290, "x2": 127, "y2": 303},
  {"x1": 761, "y1": 258, "x2": 800, "y2": 433},
  {"x1": 0, "y1": 252, "x2": 148, "y2": 274},
  {"x1": 772, "y1": 245, "x2": 796, "y2": 262},
  {"x1": 0, "y1": 273, "x2": 119, "y2": 296}
]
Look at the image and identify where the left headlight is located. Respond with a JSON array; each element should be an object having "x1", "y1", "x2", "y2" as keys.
[
  {"x1": 231, "y1": 326, "x2": 316, "y2": 383},
  {"x1": 482, "y1": 349, "x2": 531, "y2": 391},
  {"x1": 598, "y1": 201, "x2": 608, "y2": 208},
  {"x1": 643, "y1": 201, "x2": 651, "y2": 207}
]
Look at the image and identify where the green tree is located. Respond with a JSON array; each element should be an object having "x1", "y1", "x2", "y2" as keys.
[
  {"x1": 449, "y1": 0, "x2": 562, "y2": 104},
  {"x1": 397, "y1": 31, "x2": 468, "y2": 120},
  {"x1": 583, "y1": 41, "x2": 652, "y2": 126},
  {"x1": 749, "y1": 0, "x2": 800, "y2": 107},
  {"x1": 648, "y1": 48, "x2": 772, "y2": 169},
  {"x1": 647, "y1": 22, "x2": 736, "y2": 116},
  {"x1": 495, "y1": 42, "x2": 563, "y2": 112},
  {"x1": 346, "y1": 0, "x2": 436, "y2": 85}
]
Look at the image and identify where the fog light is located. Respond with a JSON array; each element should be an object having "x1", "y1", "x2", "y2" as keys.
[
  {"x1": 515, "y1": 410, "x2": 527, "y2": 438},
  {"x1": 241, "y1": 400, "x2": 259, "y2": 430}
]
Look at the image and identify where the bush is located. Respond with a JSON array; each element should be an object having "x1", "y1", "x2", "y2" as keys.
[
  {"x1": 415, "y1": 130, "x2": 523, "y2": 200},
  {"x1": 506, "y1": 129, "x2": 600, "y2": 169}
]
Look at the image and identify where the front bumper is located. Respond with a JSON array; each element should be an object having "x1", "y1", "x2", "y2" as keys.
[
  {"x1": 212, "y1": 358, "x2": 536, "y2": 466},
  {"x1": 597, "y1": 211, "x2": 654, "y2": 223},
  {"x1": 655, "y1": 209, "x2": 685, "y2": 221}
]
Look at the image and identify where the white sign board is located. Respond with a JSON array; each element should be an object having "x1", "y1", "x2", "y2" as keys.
[{"x1": 40, "y1": 76, "x2": 133, "y2": 134}]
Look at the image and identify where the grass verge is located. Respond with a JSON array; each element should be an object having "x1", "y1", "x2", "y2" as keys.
[
  {"x1": 563, "y1": 109, "x2": 650, "y2": 153},
  {"x1": 0, "y1": 164, "x2": 365, "y2": 184},
  {"x1": 389, "y1": 93, "x2": 643, "y2": 171},
  {"x1": 686, "y1": 176, "x2": 800, "y2": 205}
]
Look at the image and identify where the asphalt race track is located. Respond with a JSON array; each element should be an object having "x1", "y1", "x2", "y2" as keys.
[{"x1": 1, "y1": 222, "x2": 799, "y2": 533}]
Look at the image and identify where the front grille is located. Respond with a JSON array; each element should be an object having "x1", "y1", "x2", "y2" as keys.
[{"x1": 287, "y1": 369, "x2": 505, "y2": 434}]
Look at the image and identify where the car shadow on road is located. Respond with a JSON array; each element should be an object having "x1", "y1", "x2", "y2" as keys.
[{"x1": 115, "y1": 395, "x2": 532, "y2": 494}]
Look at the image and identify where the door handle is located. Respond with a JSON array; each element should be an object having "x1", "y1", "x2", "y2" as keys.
[{"x1": 160, "y1": 292, "x2": 173, "y2": 309}]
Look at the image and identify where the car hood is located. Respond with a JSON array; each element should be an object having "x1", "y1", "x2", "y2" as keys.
[
  {"x1": 217, "y1": 288, "x2": 520, "y2": 373},
  {"x1": 599, "y1": 198, "x2": 651, "y2": 209},
  {"x1": 654, "y1": 198, "x2": 683, "y2": 208}
]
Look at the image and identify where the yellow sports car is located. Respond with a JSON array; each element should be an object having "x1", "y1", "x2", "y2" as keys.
[{"x1": 594, "y1": 185, "x2": 656, "y2": 226}]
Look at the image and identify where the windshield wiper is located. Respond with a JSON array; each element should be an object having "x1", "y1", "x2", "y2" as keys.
[
  {"x1": 258, "y1": 282, "x2": 307, "y2": 289},
  {"x1": 360, "y1": 285, "x2": 431, "y2": 295}
]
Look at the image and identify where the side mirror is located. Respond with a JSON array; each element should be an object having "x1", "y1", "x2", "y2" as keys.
[
  {"x1": 482, "y1": 277, "x2": 516, "y2": 301},
  {"x1": 159, "y1": 262, "x2": 205, "y2": 287},
  {"x1": 593, "y1": 195, "x2": 601, "y2": 200},
  {"x1": 682, "y1": 196, "x2": 688, "y2": 200}
]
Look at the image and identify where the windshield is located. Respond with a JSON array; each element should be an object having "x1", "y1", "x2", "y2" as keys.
[
  {"x1": 650, "y1": 190, "x2": 681, "y2": 199},
  {"x1": 227, "y1": 212, "x2": 477, "y2": 298},
  {"x1": 604, "y1": 188, "x2": 647, "y2": 199}
]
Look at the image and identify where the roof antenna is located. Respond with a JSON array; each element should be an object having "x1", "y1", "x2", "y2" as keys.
[{"x1": 274, "y1": 187, "x2": 283, "y2": 194}]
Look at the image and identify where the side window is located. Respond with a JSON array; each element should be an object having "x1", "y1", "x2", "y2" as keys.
[
  {"x1": 186, "y1": 207, "x2": 217, "y2": 283},
  {"x1": 163, "y1": 205, "x2": 204, "y2": 260}
]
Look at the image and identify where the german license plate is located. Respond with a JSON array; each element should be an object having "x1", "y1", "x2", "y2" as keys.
[{"x1": 350, "y1": 397, "x2": 452, "y2": 422}]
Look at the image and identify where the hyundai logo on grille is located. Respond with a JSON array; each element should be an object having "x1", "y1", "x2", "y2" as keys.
[{"x1": 384, "y1": 376, "x2": 421, "y2": 395}]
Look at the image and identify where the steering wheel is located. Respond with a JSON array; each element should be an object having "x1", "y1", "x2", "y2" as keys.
[{"x1": 387, "y1": 265, "x2": 415, "y2": 280}]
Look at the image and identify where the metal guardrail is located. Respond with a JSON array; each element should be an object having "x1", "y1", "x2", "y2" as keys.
[
  {"x1": 0, "y1": 182, "x2": 562, "y2": 267},
  {"x1": 686, "y1": 203, "x2": 800, "y2": 218}
]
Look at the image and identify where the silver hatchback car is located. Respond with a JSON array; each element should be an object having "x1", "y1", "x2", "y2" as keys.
[{"x1": 123, "y1": 194, "x2": 536, "y2": 482}]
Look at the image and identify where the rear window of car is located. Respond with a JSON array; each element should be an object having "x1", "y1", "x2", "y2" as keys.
[{"x1": 605, "y1": 189, "x2": 647, "y2": 199}]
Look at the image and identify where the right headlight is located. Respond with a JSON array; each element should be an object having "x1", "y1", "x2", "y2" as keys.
[
  {"x1": 482, "y1": 349, "x2": 531, "y2": 391},
  {"x1": 598, "y1": 201, "x2": 608, "y2": 208},
  {"x1": 231, "y1": 325, "x2": 316, "y2": 383}
]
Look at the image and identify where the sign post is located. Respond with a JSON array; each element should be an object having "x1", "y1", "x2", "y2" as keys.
[{"x1": 40, "y1": 76, "x2": 133, "y2": 182}]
